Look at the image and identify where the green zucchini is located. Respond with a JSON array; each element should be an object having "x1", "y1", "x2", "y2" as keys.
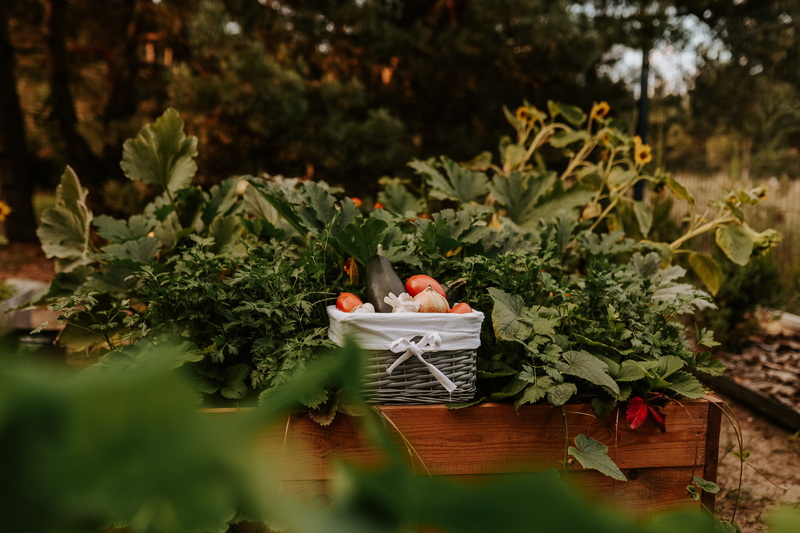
[{"x1": 365, "y1": 244, "x2": 406, "y2": 312}]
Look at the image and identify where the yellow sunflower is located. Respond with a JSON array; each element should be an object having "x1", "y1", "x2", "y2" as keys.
[
  {"x1": 633, "y1": 135, "x2": 652, "y2": 166},
  {"x1": 590, "y1": 101, "x2": 610, "y2": 119},
  {"x1": 0, "y1": 201, "x2": 11, "y2": 222},
  {"x1": 515, "y1": 106, "x2": 536, "y2": 125}
]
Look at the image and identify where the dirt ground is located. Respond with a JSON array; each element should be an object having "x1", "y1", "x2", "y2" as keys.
[
  {"x1": 714, "y1": 393, "x2": 800, "y2": 531},
  {"x1": 0, "y1": 242, "x2": 55, "y2": 283},
  {"x1": 2, "y1": 241, "x2": 798, "y2": 531}
]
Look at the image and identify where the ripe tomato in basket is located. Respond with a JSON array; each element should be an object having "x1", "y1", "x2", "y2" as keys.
[
  {"x1": 405, "y1": 275, "x2": 446, "y2": 298},
  {"x1": 337, "y1": 292, "x2": 362, "y2": 312}
]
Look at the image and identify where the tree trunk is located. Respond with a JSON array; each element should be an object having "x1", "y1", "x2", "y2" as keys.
[
  {"x1": 44, "y1": 0, "x2": 103, "y2": 191},
  {"x1": 101, "y1": 0, "x2": 142, "y2": 183},
  {"x1": 0, "y1": 1, "x2": 38, "y2": 242}
]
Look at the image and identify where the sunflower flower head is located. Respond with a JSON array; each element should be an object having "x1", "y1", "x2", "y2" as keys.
[
  {"x1": 633, "y1": 135, "x2": 652, "y2": 166},
  {"x1": 590, "y1": 101, "x2": 610, "y2": 120},
  {"x1": 515, "y1": 106, "x2": 536, "y2": 125},
  {"x1": 0, "y1": 201, "x2": 11, "y2": 222}
]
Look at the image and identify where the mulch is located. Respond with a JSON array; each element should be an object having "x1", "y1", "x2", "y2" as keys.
[{"x1": 0, "y1": 242, "x2": 55, "y2": 284}]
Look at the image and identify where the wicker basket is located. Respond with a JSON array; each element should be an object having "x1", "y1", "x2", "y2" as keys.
[{"x1": 327, "y1": 306, "x2": 483, "y2": 405}]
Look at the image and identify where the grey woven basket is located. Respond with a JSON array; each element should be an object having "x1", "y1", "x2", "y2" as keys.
[{"x1": 362, "y1": 339, "x2": 477, "y2": 404}]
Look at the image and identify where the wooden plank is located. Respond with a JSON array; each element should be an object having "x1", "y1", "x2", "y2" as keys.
[
  {"x1": 250, "y1": 399, "x2": 715, "y2": 481},
  {"x1": 701, "y1": 395, "x2": 724, "y2": 512}
]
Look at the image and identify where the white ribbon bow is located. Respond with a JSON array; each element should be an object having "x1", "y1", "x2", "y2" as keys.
[{"x1": 386, "y1": 332, "x2": 457, "y2": 393}]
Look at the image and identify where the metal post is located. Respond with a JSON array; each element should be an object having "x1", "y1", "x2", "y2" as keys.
[{"x1": 634, "y1": 45, "x2": 650, "y2": 201}]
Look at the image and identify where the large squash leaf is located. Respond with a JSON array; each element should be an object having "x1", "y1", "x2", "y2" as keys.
[
  {"x1": 93, "y1": 214, "x2": 155, "y2": 244},
  {"x1": 410, "y1": 157, "x2": 490, "y2": 204},
  {"x1": 331, "y1": 217, "x2": 388, "y2": 267},
  {"x1": 36, "y1": 167, "x2": 94, "y2": 272},
  {"x1": 490, "y1": 171, "x2": 556, "y2": 227},
  {"x1": 716, "y1": 224, "x2": 754, "y2": 266},
  {"x1": 488, "y1": 288, "x2": 532, "y2": 343},
  {"x1": 120, "y1": 108, "x2": 198, "y2": 193},
  {"x1": 378, "y1": 182, "x2": 424, "y2": 217},
  {"x1": 526, "y1": 181, "x2": 595, "y2": 227}
]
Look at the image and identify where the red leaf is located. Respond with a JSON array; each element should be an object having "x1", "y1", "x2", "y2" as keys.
[
  {"x1": 647, "y1": 405, "x2": 667, "y2": 433},
  {"x1": 626, "y1": 397, "x2": 648, "y2": 429}
]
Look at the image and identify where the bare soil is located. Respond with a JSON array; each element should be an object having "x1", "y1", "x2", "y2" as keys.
[
  {"x1": 0, "y1": 242, "x2": 55, "y2": 284},
  {"x1": 2, "y1": 243, "x2": 798, "y2": 530}
]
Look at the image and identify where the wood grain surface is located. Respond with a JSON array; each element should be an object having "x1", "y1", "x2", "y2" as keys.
[{"x1": 212, "y1": 397, "x2": 723, "y2": 516}]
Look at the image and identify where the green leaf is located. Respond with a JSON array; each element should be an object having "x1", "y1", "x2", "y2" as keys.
[
  {"x1": 514, "y1": 377, "x2": 554, "y2": 409},
  {"x1": 568, "y1": 434, "x2": 626, "y2": 481},
  {"x1": 413, "y1": 157, "x2": 490, "y2": 204},
  {"x1": 153, "y1": 211, "x2": 182, "y2": 250},
  {"x1": 692, "y1": 476, "x2": 720, "y2": 494},
  {"x1": 209, "y1": 215, "x2": 241, "y2": 254},
  {"x1": 549, "y1": 130, "x2": 590, "y2": 148},
  {"x1": 464, "y1": 151, "x2": 493, "y2": 171},
  {"x1": 502, "y1": 143, "x2": 528, "y2": 168},
  {"x1": 487, "y1": 288, "x2": 532, "y2": 342},
  {"x1": 546, "y1": 382, "x2": 577, "y2": 406},
  {"x1": 201, "y1": 178, "x2": 240, "y2": 228},
  {"x1": 36, "y1": 166, "x2": 94, "y2": 272},
  {"x1": 688, "y1": 252, "x2": 724, "y2": 296},
  {"x1": 548, "y1": 101, "x2": 587, "y2": 127},
  {"x1": 96, "y1": 237, "x2": 161, "y2": 266},
  {"x1": 220, "y1": 364, "x2": 251, "y2": 400},
  {"x1": 94, "y1": 214, "x2": 154, "y2": 243},
  {"x1": 719, "y1": 521, "x2": 741, "y2": 533},
  {"x1": 120, "y1": 108, "x2": 198, "y2": 193},
  {"x1": 296, "y1": 181, "x2": 338, "y2": 233},
  {"x1": 242, "y1": 179, "x2": 279, "y2": 222},
  {"x1": 686, "y1": 485, "x2": 700, "y2": 500},
  {"x1": 331, "y1": 217, "x2": 388, "y2": 267},
  {"x1": 300, "y1": 389, "x2": 329, "y2": 410},
  {"x1": 607, "y1": 168, "x2": 638, "y2": 190},
  {"x1": 696, "y1": 328, "x2": 720, "y2": 349},
  {"x1": 614, "y1": 361, "x2": 647, "y2": 382},
  {"x1": 378, "y1": 182, "x2": 424, "y2": 217},
  {"x1": 644, "y1": 355, "x2": 686, "y2": 380},
  {"x1": 490, "y1": 171, "x2": 556, "y2": 227},
  {"x1": 489, "y1": 376, "x2": 528, "y2": 401},
  {"x1": 245, "y1": 178, "x2": 309, "y2": 238},
  {"x1": 640, "y1": 240, "x2": 673, "y2": 267},
  {"x1": 664, "y1": 371, "x2": 706, "y2": 399},
  {"x1": 632, "y1": 201, "x2": 653, "y2": 237},
  {"x1": 560, "y1": 351, "x2": 619, "y2": 396},
  {"x1": 666, "y1": 174, "x2": 694, "y2": 204},
  {"x1": 716, "y1": 224, "x2": 755, "y2": 266},
  {"x1": 330, "y1": 197, "x2": 361, "y2": 237},
  {"x1": 532, "y1": 182, "x2": 595, "y2": 225}
]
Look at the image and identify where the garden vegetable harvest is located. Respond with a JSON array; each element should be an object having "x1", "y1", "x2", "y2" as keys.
[{"x1": 365, "y1": 244, "x2": 406, "y2": 312}]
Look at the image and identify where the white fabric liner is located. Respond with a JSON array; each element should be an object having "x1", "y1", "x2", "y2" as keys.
[{"x1": 327, "y1": 305, "x2": 484, "y2": 351}]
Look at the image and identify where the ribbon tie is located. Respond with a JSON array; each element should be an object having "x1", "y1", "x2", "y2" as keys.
[{"x1": 386, "y1": 332, "x2": 457, "y2": 392}]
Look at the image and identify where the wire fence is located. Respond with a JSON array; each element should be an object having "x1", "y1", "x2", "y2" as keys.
[{"x1": 666, "y1": 172, "x2": 799, "y2": 289}]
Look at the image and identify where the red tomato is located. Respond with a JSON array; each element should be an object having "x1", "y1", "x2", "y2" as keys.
[
  {"x1": 336, "y1": 292, "x2": 362, "y2": 312},
  {"x1": 448, "y1": 302, "x2": 472, "y2": 314},
  {"x1": 405, "y1": 275, "x2": 446, "y2": 298}
]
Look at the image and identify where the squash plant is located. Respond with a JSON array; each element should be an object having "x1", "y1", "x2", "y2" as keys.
[{"x1": 36, "y1": 106, "x2": 778, "y2": 420}]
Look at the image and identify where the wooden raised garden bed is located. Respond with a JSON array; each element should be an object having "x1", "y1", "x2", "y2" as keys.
[{"x1": 215, "y1": 396, "x2": 722, "y2": 517}]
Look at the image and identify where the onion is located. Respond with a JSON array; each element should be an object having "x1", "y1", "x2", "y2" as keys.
[{"x1": 413, "y1": 284, "x2": 450, "y2": 313}]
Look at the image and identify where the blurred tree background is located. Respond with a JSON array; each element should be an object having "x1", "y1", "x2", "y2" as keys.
[{"x1": 1, "y1": 0, "x2": 799, "y2": 243}]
